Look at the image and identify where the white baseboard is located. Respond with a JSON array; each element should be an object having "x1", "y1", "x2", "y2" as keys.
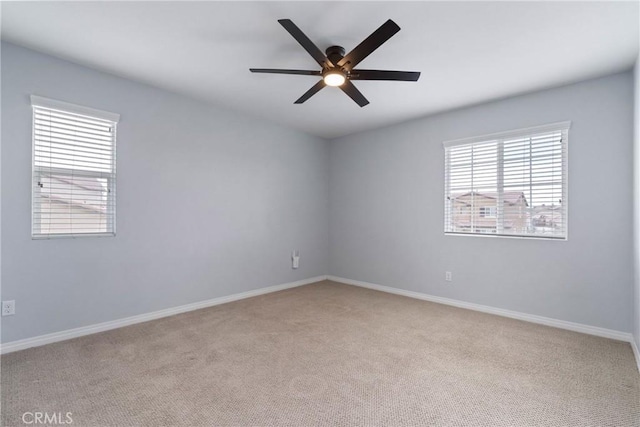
[
  {"x1": 0, "y1": 275, "x2": 327, "y2": 355},
  {"x1": 327, "y1": 275, "x2": 634, "y2": 343},
  {"x1": 4, "y1": 274, "x2": 638, "y2": 375}
]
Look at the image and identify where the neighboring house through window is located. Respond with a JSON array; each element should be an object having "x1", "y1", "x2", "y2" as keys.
[
  {"x1": 443, "y1": 122, "x2": 569, "y2": 239},
  {"x1": 31, "y1": 96, "x2": 119, "y2": 238}
]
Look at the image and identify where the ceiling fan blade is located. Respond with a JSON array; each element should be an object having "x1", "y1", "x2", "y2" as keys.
[
  {"x1": 294, "y1": 80, "x2": 326, "y2": 104},
  {"x1": 278, "y1": 19, "x2": 333, "y2": 68},
  {"x1": 340, "y1": 81, "x2": 369, "y2": 107},
  {"x1": 337, "y1": 19, "x2": 401, "y2": 70},
  {"x1": 250, "y1": 68, "x2": 322, "y2": 76},
  {"x1": 350, "y1": 70, "x2": 421, "y2": 81}
]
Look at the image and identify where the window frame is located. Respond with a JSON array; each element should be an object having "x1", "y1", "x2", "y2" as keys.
[
  {"x1": 31, "y1": 95, "x2": 120, "y2": 239},
  {"x1": 443, "y1": 122, "x2": 569, "y2": 240}
]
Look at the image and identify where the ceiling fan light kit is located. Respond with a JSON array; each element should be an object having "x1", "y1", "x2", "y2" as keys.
[
  {"x1": 322, "y1": 69, "x2": 346, "y2": 87},
  {"x1": 250, "y1": 19, "x2": 421, "y2": 107}
]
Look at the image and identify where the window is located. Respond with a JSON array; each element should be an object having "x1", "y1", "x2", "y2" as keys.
[
  {"x1": 444, "y1": 122, "x2": 569, "y2": 239},
  {"x1": 31, "y1": 96, "x2": 119, "y2": 238},
  {"x1": 479, "y1": 207, "x2": 496, "y2": 218}
]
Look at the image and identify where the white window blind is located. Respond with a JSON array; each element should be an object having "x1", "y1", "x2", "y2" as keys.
[
  {"x1": 31, "y1": 96, "x2": 119, "y2": 238},
  {"x1": 444, "y1": 122, "x2": 569, "y2": 239}
]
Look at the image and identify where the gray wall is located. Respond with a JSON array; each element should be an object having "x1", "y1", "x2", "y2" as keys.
[
  {"x1": 2, "y1": 41, "x2": 636, "y2": 344},
  {"x1": 329, "y1": 72, "x2": 634, "y2": 333},
  {"x1": 634, "y1": 55, "x2": 640, "y2": 346},
  {"x1": 1, "y1": 43, "x2": 329, "y2": 343}
]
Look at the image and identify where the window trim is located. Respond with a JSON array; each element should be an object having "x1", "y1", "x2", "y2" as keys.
[
  {"x1": 443, "y1": 121, "x2": 570, "y2": 241},
  {"x1": 30, "y1": 95, "x2": 120, "y2": 122},
  {"x1": 31, "y1": 95, "x2": 119, "y2": 239},
  {"x1": 442, "y1": 121, "x2": 570, "y2": 149}
]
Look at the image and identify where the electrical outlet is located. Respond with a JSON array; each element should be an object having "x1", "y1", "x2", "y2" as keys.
[
  {"x1": 445, "y1": 271, "x2": 452, "y2": 282},
  {"x1": 292, "y1": 250, "x2": 300, "y2": 269},
  {"x1": 2, "y1": 300, "x2": 15, "y2": 316}
]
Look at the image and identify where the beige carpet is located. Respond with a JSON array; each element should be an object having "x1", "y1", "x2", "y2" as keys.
[{"x1": 1, "y1": 280, "x2": 639, "y2": 426}]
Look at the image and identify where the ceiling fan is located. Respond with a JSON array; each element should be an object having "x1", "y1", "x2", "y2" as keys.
[{"x1": 250, "y1": 19, "x2": 420, "y2": 107}]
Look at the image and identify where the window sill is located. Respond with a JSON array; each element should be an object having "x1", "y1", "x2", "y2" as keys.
[
  {"x1": 32, "y1": 232, "x2": 116, "y2": 240},
  {"x1": 445, "y1": 232, "x2": 567, "y2": 241}
]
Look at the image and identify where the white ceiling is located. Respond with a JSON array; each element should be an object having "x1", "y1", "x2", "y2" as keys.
[{"x1": 2, "y1": 1, "x2": 638, "y2": 139}]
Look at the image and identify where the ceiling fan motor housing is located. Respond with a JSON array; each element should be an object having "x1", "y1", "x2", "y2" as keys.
[{"x1": 325, "y1": 46, "x2": 346, "y2": 68}]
